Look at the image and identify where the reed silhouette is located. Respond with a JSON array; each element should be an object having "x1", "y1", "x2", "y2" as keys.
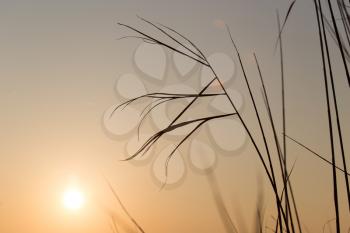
[{"x1": 109, "y1": 1, "x2": 350, "y2": 232}]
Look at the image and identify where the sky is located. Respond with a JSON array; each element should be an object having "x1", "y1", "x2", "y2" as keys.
[{"x1": 0, "y1": 0, "x2": 349, "y2": 232}]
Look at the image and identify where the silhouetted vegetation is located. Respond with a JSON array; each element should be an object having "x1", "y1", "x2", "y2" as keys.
[{"x1": 111, "y1": 1, "x2": 350, "y2": 232}]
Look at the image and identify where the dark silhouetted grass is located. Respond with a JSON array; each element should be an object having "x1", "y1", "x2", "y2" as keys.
[{"x1": 110, "y1": 1, "x2": 350, "y2": 232}]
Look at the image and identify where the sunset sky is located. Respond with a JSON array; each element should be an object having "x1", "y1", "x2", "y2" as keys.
[{"x1": 0, "y1": 0, "x2": 349, "y2": 232}]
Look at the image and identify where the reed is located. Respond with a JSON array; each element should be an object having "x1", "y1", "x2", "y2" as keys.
[{"x1": 110, "y1": 1, "x2": 350, "y2": 232}]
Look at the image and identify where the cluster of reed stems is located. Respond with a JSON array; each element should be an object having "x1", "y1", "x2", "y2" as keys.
[{"x1": 109, "y1": 0, "x2": 350, "y2": 232}]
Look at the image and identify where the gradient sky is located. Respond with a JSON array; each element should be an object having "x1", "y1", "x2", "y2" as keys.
[{"x1": 0, "y1": 0, "x2": 349, "y2": 232}]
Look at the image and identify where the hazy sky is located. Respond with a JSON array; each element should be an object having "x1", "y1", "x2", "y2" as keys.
[{"x1": 0, "y1": 0, "x2": 349, "y2": 232}]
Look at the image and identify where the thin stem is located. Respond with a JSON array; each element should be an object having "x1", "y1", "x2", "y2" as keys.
[
  {"x1": 276, "y1": 11, "x2": 294, "y2": 233},
  {"x1": 326, "y1": 0, "x2": 350, "y2": 87},
  {"x1": 315, "y1": 0, "x2": 340, "y2": 231},
  {"x1": 226, "y1": 27, "x2": 290, "y2": 231}
]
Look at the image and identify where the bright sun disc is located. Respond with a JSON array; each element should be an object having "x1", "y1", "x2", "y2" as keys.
[{"x1": 63, "y1": 188, "x2": 85, "y2": 211}]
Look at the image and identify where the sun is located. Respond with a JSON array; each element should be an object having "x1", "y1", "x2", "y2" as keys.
[{"x1": 63, "y1": 187, "x2": 85, "y2": 211}]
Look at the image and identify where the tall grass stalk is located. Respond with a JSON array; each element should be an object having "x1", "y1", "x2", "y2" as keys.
[{"x1": 112, "y1": 1, "x2": 350, "y2": 232}]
